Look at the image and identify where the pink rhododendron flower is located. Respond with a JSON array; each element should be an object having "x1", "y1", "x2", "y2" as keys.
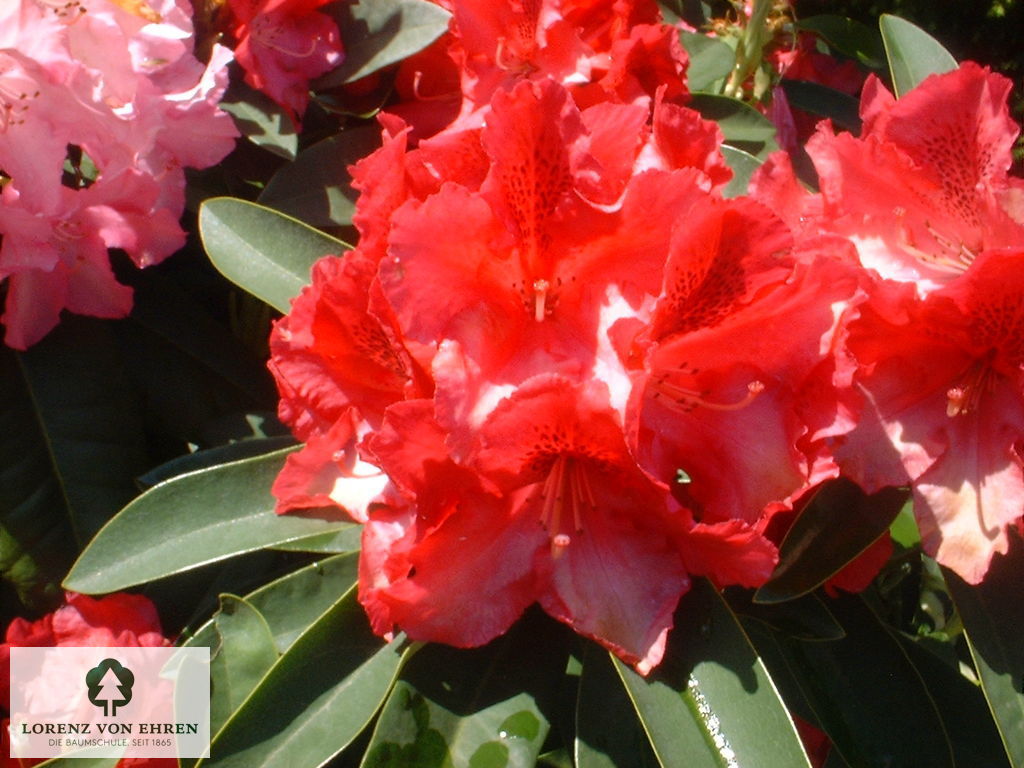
[
  {"x1": 0, "y1": 0, "x2": 237, "y2": 348},
  {"x1": 227, "y1": 0, "x2": 343, "y2": 124}
]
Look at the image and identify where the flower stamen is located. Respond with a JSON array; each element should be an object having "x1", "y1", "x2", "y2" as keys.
[
  {"x1": 651, "y1": 372, "x2": 765, "y2": 413},
  {"x1": 539, "y1": 455, "x2": 596, "y2": 558}
]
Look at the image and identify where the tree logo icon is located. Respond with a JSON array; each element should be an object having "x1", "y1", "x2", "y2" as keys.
[{"x1": 85, "y1": 658, "x2": 135, "y2": 716}]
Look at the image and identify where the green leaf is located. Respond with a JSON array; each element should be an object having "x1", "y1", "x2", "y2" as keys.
[
  {"x1": 774, "y1": 595, "x2": 954, "y2": 768},
  {"x1": 198, "y1": 197, "x2": 348, "y2": 314},
  {"x1": 945, "y1": 541, "x2": 1024, "y2": 767},
  {"x1": 898, "y1": 634, "x2": 1010, "y2": 767},
  {"x1": 184, "y1": 553, "x2": 361, "y2": 655},
  {"x1": 220, "y1": 80, "x2": 298, "y2": 160},
  {"x1": 576, "y1": 645, "x2": 659, "y2": 768},
  {"x1": 879, "y1": 14, "x2": 957, "y2": 98},
  {"x1": 779, "y1": 80, "x2": 862, "y2": 134},
  {"x1": 755, "y1": 478, "x2": 908, "y2": 604},
  {"x1": 0, "y1": 319, "x2": 148, "y2": 612},
  {"x1": 615, "y1": 579, "x2": 811, "y2": 768},
  {"x1": 688, "y1": 94, "x2": 779, "y2": 159},
  {"x1": 209, "y1": 595, "x2": 280, "y2": 734},
  {"x1": 259, "y1": 126, "x2": 382, "y2": 228},
  {"x1": 797, "y1": 15, "x2": 886, "y2": 69},
  {"x1": 137, "y1": 437, "x2": 296, "y2": 489},
  {"x1": 720, "y1": 145, "x2": 763, "y2": 199},
  {"x1": 64, "y1": 447, "x2": 354, "y2": 593},
  {"x1": 316, "y1": 0, "x2": 452, "y2": 88},
  {"x1": 199, "y1": 587, "x2": 408, "y2": 767},
  {"x1": 270, "y1": 526, "x2": 363, "y2": 554},
  {"x1": 681, "y1": 32, "x2": 735, "y2": 92},
  {"x1": 362, "y1": 610, "x2": 567, "y2": 768},
  {"x1": 727, "y1": 589, "x2": 845, "y2": 642}
]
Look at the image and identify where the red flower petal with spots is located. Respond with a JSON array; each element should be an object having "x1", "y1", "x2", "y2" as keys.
[
  {"x1": 361, "y1": 377, "x2": 693, "y2": 672},
  {"x1": 836, "y1": 249, "x2": 1024, "y2": 583},
  {"x1": 631, "y1": 198, "x2": 862, "y2": 525},
  {"x1": 807, "y1": 63, "x2": 1024, "y2": 293}
]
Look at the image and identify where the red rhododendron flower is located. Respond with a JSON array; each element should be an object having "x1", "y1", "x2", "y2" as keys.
[
  {"x1": 834, "y1": 248, "x2": 1024, "y2": 583},
  {"x1": 227, "y1": 0, "x2": 343, "y2": 124},
  {"x1": 361, "y1": 377, "x2": 692, "y2": 673},
  {"x1": 2, "y1": 592, "x2": 171, "y2": 768},
  {"x1": 806, "y1": 63, "x2": 1024, "y2": 293}
]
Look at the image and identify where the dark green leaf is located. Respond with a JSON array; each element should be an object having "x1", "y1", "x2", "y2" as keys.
[
  {"x1": 945, "y1": 539, "x2": 1024, "y2": 767},
  {"x1": 720, "y1": 145, "x2": 762, "y2": 199},
  {"x1": 879, "y1": 14, "x2": 957, "y2": 98},
  {"x1": 780, "y1": 80, "x2": 862, "y2": 134},
  {"x1": 64, "y1": 447, "x2": 354, "y2": 593},
  {"x1": 727, "y1": 589, "x2": 845, "y2": 641},
  {"x1": 362, "y1": 609, "x2": 567, "y2": 768},
  {"x1": 755, "y1": 478, "x2": 908, "y2": 604},
  {"x1": 198, "y1": 197, "x2": 348, "y2": 314},
  {"x1": 0, "y1": 319, "x2": 147, "y2": 612},
  {"x1": 898, "y1": 634, "x2": 1009, "y2": 767},
  {"x1": 681, "y1": 32, "x2": 735, "y2": 92},
  {"x1": 209, "y1": 595, "x2": 279, "y2": 734},
  {"x1": 774, "y1": 595, "x2": 954, "y2": 768},
  {"x1": 259, "y1": 126, "x2": 382, "y2": 228},
  {"x1": 316, "y1": 0, "x2": 452, "y2": 88},
  {"x1": 615, "y1": 580, "x2": 811, "y2": 768},
  {"x1": 137, "y1": 437, "x2": 296, "y2": 489},
  {"x1": 575, "y1": 645, "x2": 659, "y2": 768},
  {"x1": 688, "y1": 94, "x2": 779, "y2": 159},
  {"x1": 199, "y1": 587, "x2": 408, "y2": 767},
  {"x1": 798, "y1": 15, "x2": 886, "y2": 69},
  {"x1": 220, "y1": 80, "x2": 298, "y2": 160}
]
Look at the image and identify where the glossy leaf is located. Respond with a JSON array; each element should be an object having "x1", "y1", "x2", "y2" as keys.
[
  {"x1": 775, "y1": 595, "x2": 954, "y2": 768},
  {"x1": 576, "y1": 645, "x2": 659, "y2": 768},
  {"x1": 199, "y1": 588, "x2": 408, "y2": 768},
  {"x1": 219, "y1": 81, "x2": 298, "y2": 160},
  {"x1": 681, "y1": 32, "x2": 734, "y2": 92},
  {"x1": 259, "y1": 126, "x2": 382, "y2": 228},
  {"x1": 720, "y1": 145, "x2": 762, "y2": 199},
  {"x1": 688, "y1": 94, "x2": 779, "y2": 159},
  {"x1": 208, "y1": 595, "x2": 279, "y2": 734},
  {"x1": 780, "y1": 79, "x2": 862, "y2": 134},
  {"x1": 64, "y1": 447, "x2": 354, "y2": 593},
  {"x1": 0, "y1": 319, "x2": 147, "y2": 612},
  {"x1": 945, "y1": 540, "x2": 1024, "y2": 767},
  {"x1": 798, "y1": 15, "x2": 886, "y2": 69},
  {"x1": 198, "y1": 197, "x2": 348, "y2": 314},
  {"x1": 317, "y1": 0, "x2": 451, "y2": 88},
  {"x1": 270, "y1": 526, "x2": 363, "y2": 554},
  {"x1": 362, "y1": 610, "x2": 567, "y2": 768},
  {"x1": 184, "y1": 553, "x2": 360, "y2": 654},
  {"x1": 615, "y1": 579, "x2": 811, "y2": 768},
  {"x1": 755, "y1": 478, "x2": 907, "y2": 604},
  {"x1": 137, "y1": 437, "x2": 296, "y2": 489},
  {"x1": 879, "y1": 14, "x2": 957, "y2": 98}
]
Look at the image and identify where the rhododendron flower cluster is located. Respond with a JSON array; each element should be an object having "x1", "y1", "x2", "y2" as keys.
[
  {"x1": 754, "y1": 61, "x2": 1024, "y2": 585},
  {"x1": 1, "y1": 592, "x2": 172, "y2": 768},
  {"x1": 225, "y1": 0, "x2": 343, "y2": 123},
  {"x1": 0, "y1": 0, "x2": 237, "y2": 349},
  {"x1": 268, "y1": 0, "x2": 869, "y2": 672}
]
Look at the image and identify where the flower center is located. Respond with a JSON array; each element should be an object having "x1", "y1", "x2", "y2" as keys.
[
  {"x1": 34, "y1": 0, "x2": 86, "y2": 20},
  {"x1": 650, "y1": 366, "x2": 765, "y2": 413},
  {"x1": 894, "y1": 208, "x2": 977, "y2": 275},
  {"x1": 537, "y1": 455, "x2": 597, "y2": 558},
  {"x1": 946, "y1": 355, "x2": 997, "y2": 417},
  {"x1": 0, "y1": 62, "x2": 39, "y2": 133}
]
